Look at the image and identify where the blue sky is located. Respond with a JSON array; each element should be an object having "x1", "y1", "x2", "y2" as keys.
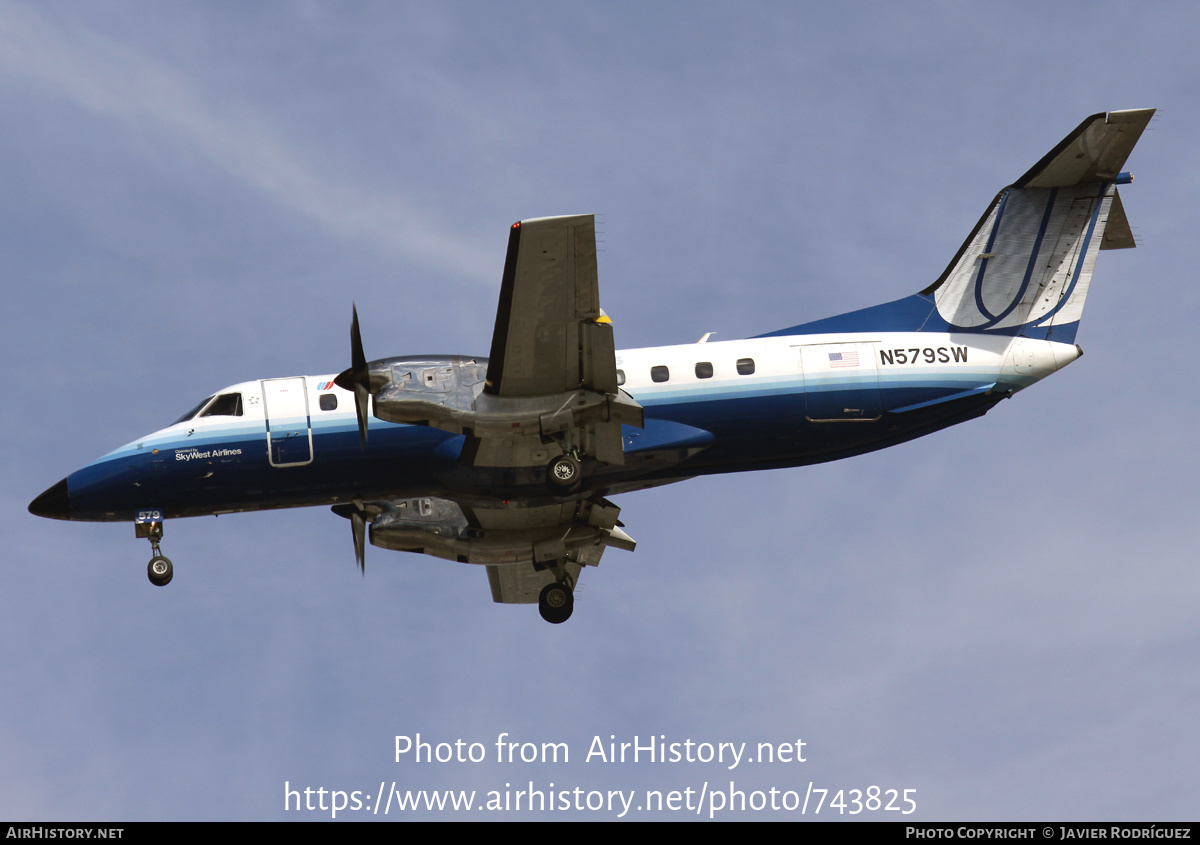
[{"x1": 3, "y1": 1, "x2": 1198, "y2": 820}]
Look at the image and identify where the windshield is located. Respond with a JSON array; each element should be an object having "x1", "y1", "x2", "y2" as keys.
[
  {"x1": 171, "y1": 392, "x2": 245, "y2": 425},
  {"x1": 200, "y1": 393, "x2": 243, "y2": 417},
  {"x1": 172, "y1": 395, "x2": 215, "y2": 426}
]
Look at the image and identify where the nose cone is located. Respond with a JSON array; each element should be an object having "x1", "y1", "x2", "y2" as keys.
[{"x1": 29, "y1": 478, "x2": 72, "y2": 520}]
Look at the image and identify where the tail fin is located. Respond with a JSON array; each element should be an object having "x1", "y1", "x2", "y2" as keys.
[
  {"x1": 922, "y1": 108, "x2": 1155, "y2": 343},
  {"x1": 758, "y1": 109, "x2": 1154, "y2": 342}
]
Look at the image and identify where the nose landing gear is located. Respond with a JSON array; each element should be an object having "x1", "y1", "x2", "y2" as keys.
[
  {"x1": 137, "y1": 519, "x2": 173, "y2": 587},
  {"x1": 147, "y1": 554, "x2": 173, "y2": 587}
]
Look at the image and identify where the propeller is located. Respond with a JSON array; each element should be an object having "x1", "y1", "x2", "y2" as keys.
[
  {"x1": 351, "y1": 508, "x2": 367, "y2": 575},
  {"x1": 334, "y1": 304, "x2": 372, "y2": 449},
  {"x1": 331, "y1": 502, "x2": 368, "y2": 575}
]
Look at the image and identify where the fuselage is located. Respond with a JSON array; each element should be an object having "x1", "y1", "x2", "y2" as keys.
[{"x1": 36, "y1": 330, "x2": 1079, "y2": 523}]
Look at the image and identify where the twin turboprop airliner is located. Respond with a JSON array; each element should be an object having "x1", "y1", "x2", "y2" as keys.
[{"x1": 29, "y1": 109, "x2": 1154, "y2": 623}]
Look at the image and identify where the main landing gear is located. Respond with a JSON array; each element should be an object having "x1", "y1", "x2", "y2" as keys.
[
  {"x1": 138, "y1": 521, "x2": 174, "y2": 587},
  {"x1": 546, "y1": 454, "x2": 581, "y2": 489},
  {"x1": 545, "y1": 427, "x2": 584, "y2": 492},
  {"x1": 538, "y1": 576, "x2": 574, "y2": 624}
]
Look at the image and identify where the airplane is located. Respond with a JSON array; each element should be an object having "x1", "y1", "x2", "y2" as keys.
[{"x1": 29, "y1": 109, "x2": 1154, "y2": 623}]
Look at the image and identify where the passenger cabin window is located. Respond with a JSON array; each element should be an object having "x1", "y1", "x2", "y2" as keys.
[
  {"x1": 736, "y1": 358, "x2": 756, "y2": 375},
  {"x1": 319, "y1": 393, "x2": 338, "y2": 411},
  {"x1": 651, "y1": 366, "x2": 670, "y2": 383},
  {"x1": 695, "y1": 362, "x2": 713, "y2": 379},
  {"x1": 616, "y1": 369, "x2": 625, "y2": 386},
  {"x1": 200, "y1": 392, "x2": 243, "y2": 417}
]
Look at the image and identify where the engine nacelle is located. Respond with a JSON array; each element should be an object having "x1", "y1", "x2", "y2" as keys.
[
  {"x1": 368, "y1": 495, "x2": 634, "y2": 565},
  {"x1": 366, "y1": 355, "x2": 643, "y2": 467}
]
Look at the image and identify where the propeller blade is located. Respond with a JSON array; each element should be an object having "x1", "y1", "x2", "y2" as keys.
[
  {"x1": 351, "y1": 509, "x2": 366, "y2": 575},
  {"x1": 330, "y1": 502, "x2": 368, "y2": 574},
  {"x1": 353, "y1": 383, "x2": 370, "y2": 448},
  {"x1": 334, "y1": 304, "x2": 372, "y2": 449},
  {"x1": 350, "y1": 303, "x2": 367, "y2": 378}
]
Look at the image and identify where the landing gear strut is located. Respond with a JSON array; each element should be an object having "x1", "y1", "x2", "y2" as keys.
[
  {"x1": 138, "y1": 521, "x2": 173, "y2": 587},
  {"x1": 538, "y1": 577, "x2": 574, "y2": 624}
]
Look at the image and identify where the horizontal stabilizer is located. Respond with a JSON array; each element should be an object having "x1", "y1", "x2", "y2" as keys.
[
  {"x1": 1100, "y1": 189, "x2": 1135, "y2": 250},
  {"x1": 1016, "y1": 109, "x2": 1154, "y2": 188}
]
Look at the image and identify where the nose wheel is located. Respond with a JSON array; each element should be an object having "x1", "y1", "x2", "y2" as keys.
[
  {"x1": 147, "y1": 555, "x2": 173, "y2": 586},
  {"x1": 138, "y1": 520, "x2": 174, "y2": 587}
]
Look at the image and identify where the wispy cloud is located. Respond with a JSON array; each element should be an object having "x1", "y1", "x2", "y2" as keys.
[{"x1": 0, "y1": 2, "x2": 493, "y2": 279}]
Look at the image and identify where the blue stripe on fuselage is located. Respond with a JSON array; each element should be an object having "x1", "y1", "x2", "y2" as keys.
[{"x1": 65, "y1": 363, "x2": 1001, "y2": 520}]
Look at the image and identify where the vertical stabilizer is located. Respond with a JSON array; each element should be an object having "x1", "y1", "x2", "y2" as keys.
[
  {"x1": 922, "y1": 109, "x2": 1154, "y2": 343},
  {"x1": 756, "y1": 110, "x2": 1154, "y2": 342}
]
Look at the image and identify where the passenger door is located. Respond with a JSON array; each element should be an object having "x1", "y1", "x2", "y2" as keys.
[{"x1": 262, "y1": 377, "x2": 313, "y2": 467}]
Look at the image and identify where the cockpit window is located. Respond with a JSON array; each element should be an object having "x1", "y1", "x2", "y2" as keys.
[
  {"x1": 172, "y1": 392, "x2": 243, "y2": 425},
  {"x1": 200, "y1": 393, "x2": 243, "y2": 418},
  {"x1": 172, "y1": 395, "x2": 215, "y2": 426}
]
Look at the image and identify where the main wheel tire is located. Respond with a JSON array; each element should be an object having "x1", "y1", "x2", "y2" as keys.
[
  {"x1": 538, "y1": 581, "x2": 574, "y2": 624},
  {"x1": 147, "y1": 555, "x2": 174, "y2": 587},
  {"x1": 547, "y1": 455, "x2": 580, "y2": 489}
]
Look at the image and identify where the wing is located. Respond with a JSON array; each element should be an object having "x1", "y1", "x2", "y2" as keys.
[
  {"x1": 485, "y1": 214, "x2": 617, "y2": 397},
  {"x1": 338, "y1": 215, "x2": 648, "y2": 615},
  {"x1": 487, "y1": 560, "x2": 585, "y2": 604},
  {"x1": 368, "y1": 214, "x2": 643, "y2": 468},
  {"x1": 342, "y1": 494, "x2": 636, "y2": 604}
]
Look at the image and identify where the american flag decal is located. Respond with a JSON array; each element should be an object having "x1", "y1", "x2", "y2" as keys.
[{"x1": 828, "y1": 350, "x2": 860, "y2": 368}]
